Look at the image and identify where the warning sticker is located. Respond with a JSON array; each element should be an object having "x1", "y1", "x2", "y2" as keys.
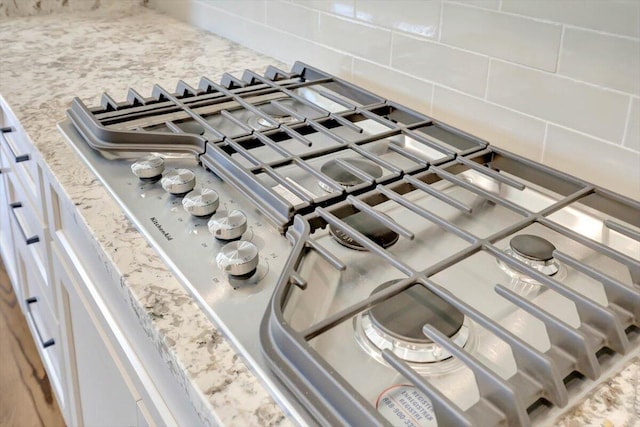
[{"x1": 376, "y1": 385, "x2": 437, "y2": 427}]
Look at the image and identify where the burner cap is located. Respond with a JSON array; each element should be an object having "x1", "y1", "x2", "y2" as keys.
[
  {"x1": 320, "y1": 158, "x2": 383, "y2": 189},
  {"x1": 369, "y1": 280, "x2": 464, "y2": 344},
  {"x1": 509, "y1": 234, "x2": 556, "y2": 262},
  {"x1": 176, "y1": 121, "x2": 205, "y2": 135},
  {"x1": 329, "y1": 211, "x2": 399, "y2": 250}
]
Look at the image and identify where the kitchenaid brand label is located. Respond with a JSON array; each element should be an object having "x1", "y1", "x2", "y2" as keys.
[
  {"x1": 150, "y1": 217, "x2": 173, "y2": 241},
  {"x1": 376, "y1": 385, "x2": 437, "y2": 427}
]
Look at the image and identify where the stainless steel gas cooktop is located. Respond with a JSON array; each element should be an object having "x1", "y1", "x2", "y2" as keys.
[{"x1": 59, "y1": 62, "x2": 640, "y2": 427}]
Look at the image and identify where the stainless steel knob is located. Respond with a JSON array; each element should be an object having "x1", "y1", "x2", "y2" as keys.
[
  {"x1": 208, "y1": 210, "x2": 247, "y2": 240},
  {"x1": 131, "y1": 155, "x2": 165, "y2": 179},
  {"x1": 216, "y1": 240, "x2": 259, "y2": 277},
  {"x1": 182, "y1": 188, "x2": 219, "y2": 217},
  {"x1": 161, "y1": 168, "x2": 196, "y2": 195}
]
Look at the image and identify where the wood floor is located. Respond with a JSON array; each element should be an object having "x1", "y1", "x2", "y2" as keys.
[{"x1": 0, "y1": 256, "x2": 66, "y2": 427}]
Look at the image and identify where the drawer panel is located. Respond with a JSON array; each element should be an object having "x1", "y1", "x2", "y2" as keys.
[
  {"x1": 16, "y1": 243, "x2": 64, "y2": 405},
  {"x1": 0, "y1": 127, "x2": 43, "y2": 219},
  {"x1": 5, "y1": 169, "x2": 49, "y2": 286},
  {"x1": 0, "y1": 164, "x2": 17, "y2": 287}
]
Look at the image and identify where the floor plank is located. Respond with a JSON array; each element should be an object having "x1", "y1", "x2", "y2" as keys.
[{"x1": 0, "y1": 255, "x2": 66, "y2": 427}]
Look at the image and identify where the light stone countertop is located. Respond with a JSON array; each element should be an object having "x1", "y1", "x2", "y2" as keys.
[{"x1": 0, "y1": 4, "x2": 637, "y2": 426}]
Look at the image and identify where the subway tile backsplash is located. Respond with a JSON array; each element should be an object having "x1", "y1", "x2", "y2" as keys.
[{"x1": 148, "y1": 0, "x2": 640, "y2": 199}]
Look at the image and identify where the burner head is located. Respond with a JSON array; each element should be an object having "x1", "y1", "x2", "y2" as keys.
[
  {"x1": 176, "y1": 121, "x2": 206, "y2": 135},
  {"x1": 369, "y1": 280, "x2": 464, "y2": 344},
  {"x1": 255, "y1": 101, "x2": 297, "y2": 128},
  {"x1": 319, "y1": 158, "x2": 383, "y2": 191},
  {"x1": 509, "y1": 234, "x2": 556, "y2": 262},
  {"x1": 329, "y1": 211, "x2": 399, "y2": 250}
]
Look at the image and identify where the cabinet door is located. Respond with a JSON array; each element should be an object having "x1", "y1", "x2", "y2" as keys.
[
  {"x1": 54, "y1": 250, "x2": 141, "y2": 427},
  {"x1": 67, "y1": 291, "x2": 140, "y2": 427}
]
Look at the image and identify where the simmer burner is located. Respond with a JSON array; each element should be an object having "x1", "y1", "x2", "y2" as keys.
[
  {"x1": 497, "y1": 234, "x2": 564, "y2": 295},
  {"x1": 318, "y1": 158, "x2": 383, "y2": 192},
  {"x1": 509, "y1": 234, "x2": 556, "y2": 261},
  {"x1": 329, "y1": 211, "x2": 399, "y2": 251},
  {"x1": 355, "y1": 280, "x2": 470, "y2": 364}
]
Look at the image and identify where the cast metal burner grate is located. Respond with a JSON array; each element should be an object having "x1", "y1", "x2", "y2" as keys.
[
  {"x1": 261, "y1": 145, "x2": 640, "y2": 426},
  {"x1": 65, "y1": 62, "x2": 640, "y2": 427},
  {"x1": 68, "y1": 62, "x2": 486, "y2": 231}
]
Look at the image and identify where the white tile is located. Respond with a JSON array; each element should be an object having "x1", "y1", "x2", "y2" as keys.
[
  {"x1": 206, "y1": 0, "x2": 266, "y2": 22},
  {"x1": 353, "y1": 59, "x2": 433, "y2": 114},
  {"x1": 543, "y1": 126, "x2": 640, "y2": 200},
  {"x1": 441, "y1": 3, "x2": 561, "y2": 71},
  {"x1": 188, "y1": 2, "x2": 354, "y2": 79},
  {"x1": 354, "y1": 0, "x2": 440, "y2": 39},
  {"x1": 559, "y1": 29, "x2": 640, "y2": 95},
  {"x1": 392, "y1": 34, "x2": 489, "y2": 96},
  {"x1": 432, "y1": 87, "x2": 546, "y2": 160},
  {"x1": 293, "y1": 0, "x2": 354, "y2": 17},
  {"x1": 502, "y1": 0, "x2": 640, "y2": 38},
  {"x1": 454, "y1": 0, "x2": 500, "y2": 9},
  {"x1": 266, "y1": 1, "x2": 319, "y2": 40},
  {"x1": 318, "y1": 14, "x2": 392, "y2": 64},
  {"x1": 295, "y1": 43, "x2": 354, "y2": 79},
  {"x1": 487, "y1": 61, "x2": 629, "y2": 142},
  {"x1": 624, "y1": 98, "x2": 640, "y2": 151}
]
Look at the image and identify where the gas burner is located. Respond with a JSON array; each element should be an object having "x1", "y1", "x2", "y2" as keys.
[
  {"x1": 355, "y1": 280, "x2": 470, "y2": 366},
  {"x1": 329, "y1": 211, "x2": 399, "y2": 251},
  {"x1": 176, "y1": 121, "x2": 206, "y2": 135},
  {"x1": 248, "y1": 101, "x2": 297, "y2": 130},
  {"x1": 497, "y1": 234, "x2": 564, "y2": 292},
  {"x1": 318, "y1": 158, "x2": 383, "y2": 192}
]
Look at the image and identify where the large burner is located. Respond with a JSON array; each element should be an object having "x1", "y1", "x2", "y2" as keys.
[
  {"x1": 318, "y1": 158, "x2": 383, "y2": 192},
  {"x1": 355, "y1": 280, "x2": 469, "y2": 364},
  {"x1": 329, "y1": 211, "x2": 399, "y2": 250}
]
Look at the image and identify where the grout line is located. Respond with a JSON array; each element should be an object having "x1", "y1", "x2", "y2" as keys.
[
  {"x1": 437, "y1": 1, "x2": 444, "y2": 42},
  {"x1": 540, "y1": 123, "x2": 549, "y2": 163},
  {"x1": 429, "y1": 84, "x2": 435, "y2": 116},
  {"x1": 349, "y1": 56, "x2": 355, "y2": 81},
  {"x1": 555, "y1": 25, "x2": 566, "y2": 73},
  {"x1": 389, "y1": 31, "x2": 394, "y2": 67},
  {"x1": 483, "y1": 59, "x2": 492, "y2": 99},
  {"x1": 498, "y1": 0, "x2": 503, "y2": 11},
  {"x1": 620, "y1": 96, "x2": 634, "y2": 146}
]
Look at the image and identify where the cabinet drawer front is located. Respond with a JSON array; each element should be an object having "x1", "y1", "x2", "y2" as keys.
[
  {"x1": 0, "y1": 175, "x2": 18, "y2": 287},
  {"x1": 5, "y1": 169, "x2": 50, "y2": 289},
  {"x1": 17, "y1": 244, "x2": 64, "y2": 406},
  {"x1": 0, "y1": 126, "x2": 43, "y2": 220}
]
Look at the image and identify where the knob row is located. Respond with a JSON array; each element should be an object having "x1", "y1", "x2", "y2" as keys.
[{"x1": 131, "y1": 156, "x2": 248, "y2": 241}]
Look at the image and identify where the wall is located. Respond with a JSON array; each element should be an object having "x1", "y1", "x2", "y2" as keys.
[{"x1": 148, "y1": 0, "x2": 640, "y2": 199}]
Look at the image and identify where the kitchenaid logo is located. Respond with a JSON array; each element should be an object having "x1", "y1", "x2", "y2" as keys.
[{"x1": 150, "y1": 217, "x2": 173, "y2": 241}]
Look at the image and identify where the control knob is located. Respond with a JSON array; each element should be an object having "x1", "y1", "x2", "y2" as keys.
[
  {"x1": 208, "y1": 210, "x2": 247, "y2": 240},
  {"x1": 131, "y1": 155, "x2": 165, "y2": 179},
  {"x1": 161, "y1": 168, "x2": 196, "y2": 195},
  {"x1": 216, "y1": 240, "x2": 259, "y2": 277},
  {"x1": 182, "y1": 188, "x2": 219, "y2": 216}
]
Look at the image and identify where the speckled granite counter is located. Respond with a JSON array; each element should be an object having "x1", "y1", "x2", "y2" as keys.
[{"x1": 0, "y1": 4, "x2": 637, "y2": 426}]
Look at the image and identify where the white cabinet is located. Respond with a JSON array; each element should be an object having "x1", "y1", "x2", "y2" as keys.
[
  {"x1": 0, "y1": 128, "x2": 19, "y2": 291},
  {"x1": 1, "y1": 97, "x2": 202, "y2": 427},
  {"x1": 52, "y1": 245, "x2": 146, "y2": 427}
]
